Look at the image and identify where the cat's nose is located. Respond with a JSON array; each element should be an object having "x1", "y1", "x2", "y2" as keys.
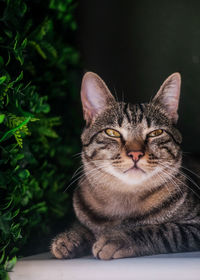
[{"x1": 127, "y1": 151, "x2": 144, "y2": 162}]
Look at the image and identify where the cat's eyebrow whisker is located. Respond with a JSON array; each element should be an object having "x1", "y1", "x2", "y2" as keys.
[
  {"x1": 112, "y1": 86, "x2": 124, "y2": 122},
  {"x1": 113, "y1": 86, "x2": 119, "y2": 103},
  {"x1": 121, "y1": 90, "x2": 125, "y2": 104}
]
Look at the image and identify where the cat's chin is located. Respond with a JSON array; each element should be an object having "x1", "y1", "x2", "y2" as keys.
[
  {"x1": 104, "y1": 165, "x2": 161, "y2": 186},
  {"x1": 124, "y1": 166, "x2": 146, "y2": 175}
]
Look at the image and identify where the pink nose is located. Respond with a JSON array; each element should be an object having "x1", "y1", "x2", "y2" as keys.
[{"x1": 128, "y1": 151, "x2": 144, "y2": 162}]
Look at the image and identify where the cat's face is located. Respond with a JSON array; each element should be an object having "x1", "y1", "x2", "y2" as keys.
[{"x1": 80, "y1": 72, "x2": 182, "y2": 186}]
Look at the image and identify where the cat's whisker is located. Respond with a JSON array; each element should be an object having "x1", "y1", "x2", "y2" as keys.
[
  {"x1": 182, "y1": 151, "x2": 192, "y2": 155},
  {"x1": 157, "y1": 173, "x2": 175, "y2": 199},
  {"x1": 160, "y1": 162, "x2": 200, "y2": 192},
  {"x1": 72, "y1": 152, "x2": 82, "y2": 158},
  {"x1": 73, "y1": 168, "x2": 109, "y2": 194},
  {"x1": 64, "y1": 161, "x2": 111, "y2": 192},
  {"x1": 71, "y1": 160, "x2": 108, "y2": 180},
  {"x1": 84, "y1": 167, "x2": 109, "y2": 184},
  {"x1": 64, "y1": 172, "x2": 85, "y2": 193},
  {"x1": 159, "y1": 168, "x2": 184, "y2": 197},
  {"x1": 180, "y1": 165, "x2": 200, "y2": 179},
  {"x1": 159, "y1": 163, "x2": 200, "y2": 200},
  {"x1": 71, "y1": 165, "x2": 84, "y2": 179}
]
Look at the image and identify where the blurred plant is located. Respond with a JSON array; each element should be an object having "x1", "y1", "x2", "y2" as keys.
[{"x1": 0, "y1": 0, "x2": 81, "y2": 279}]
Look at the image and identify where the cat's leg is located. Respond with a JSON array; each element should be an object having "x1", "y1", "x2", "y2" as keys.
[
  {"x1": 92, "y1": 222, "x2": 200, "y2": 260},
  {"x1": 51, "y1": 222, "x2": 94, "y2": 259}
]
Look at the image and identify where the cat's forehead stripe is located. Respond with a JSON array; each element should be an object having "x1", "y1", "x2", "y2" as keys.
[
  {"x1": 123, "y1": 103, "x2": 131, "y2": 123},
  {"x1": 118, "y1": 102, "x2": 149, "y2": 127}
]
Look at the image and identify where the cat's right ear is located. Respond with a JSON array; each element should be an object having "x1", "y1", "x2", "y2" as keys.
[{"x1": 81, "y1": 72, "x2": 115, "y2": 125}]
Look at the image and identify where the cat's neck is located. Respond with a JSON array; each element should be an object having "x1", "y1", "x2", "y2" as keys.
[
  {"x1": 77, "y1": 170, "x2": 186, "y2": 225},
  {"x1": 78, "y1": 161, "x2": 185, "y2": 219}
]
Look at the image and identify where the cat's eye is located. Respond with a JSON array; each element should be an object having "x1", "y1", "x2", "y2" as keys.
[
  {"x1": 148, "y1": 129, "x2": 163, "y2": 137},
  {"x1": 105, "y1": 129, "x2": 121, "y2": 138}
]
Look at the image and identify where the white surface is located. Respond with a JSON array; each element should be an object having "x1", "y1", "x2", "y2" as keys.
[{"x1": 9, "y1": 251, "x2": 200, "y2": 280}]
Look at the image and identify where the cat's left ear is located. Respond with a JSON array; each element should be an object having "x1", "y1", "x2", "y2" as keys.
[
  {"x1": 81, "y1": 72, "x2": 116, "y2": 125},
  {"x1": 153, "y1": 73, "x2": 181, "y2": 123}
]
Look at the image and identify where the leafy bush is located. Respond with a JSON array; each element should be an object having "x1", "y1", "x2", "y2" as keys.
[{"x1": 0, "y1": 0, "x2": 81, "y2": 278}]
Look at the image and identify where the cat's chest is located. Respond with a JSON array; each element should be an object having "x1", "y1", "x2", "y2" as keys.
[
  {"x1": 101, "y1": 194, "x2": 139, "y2": 217},
  {"x1": 76, "y1": 183, "x2": 181, "y2": 221},
  {"x1": 80, "y1": 186, "x2": 144, "y2": 218}
]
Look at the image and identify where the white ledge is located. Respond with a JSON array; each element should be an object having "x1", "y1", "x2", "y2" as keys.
[{"x1": 9, "y1": 251, "x2": 200, "y2": 280}]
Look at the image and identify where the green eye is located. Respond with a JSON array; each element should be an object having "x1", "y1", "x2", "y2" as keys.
[
  {"x1": 105, "y1": 129, "x2": 121, "y2": 138},
  {"x1": 148, "y1": 129, "x2": 163, "y2": 137}
]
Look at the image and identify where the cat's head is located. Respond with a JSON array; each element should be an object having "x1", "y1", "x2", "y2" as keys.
[{"x1": 80, "y1": 72, "x2": 182, "y2": 186}]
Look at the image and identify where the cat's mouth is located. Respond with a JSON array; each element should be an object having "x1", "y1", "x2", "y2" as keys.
[{"x1": 124, "y1": 164, "x2": 146, "y2": 174}]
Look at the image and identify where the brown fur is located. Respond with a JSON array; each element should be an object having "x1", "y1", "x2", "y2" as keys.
[{"x1": 51, "y1": 72, "x2": 200, "y2": 260}]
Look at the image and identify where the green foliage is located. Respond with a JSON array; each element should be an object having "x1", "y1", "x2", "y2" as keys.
[{"x1": 0, "y1": 0, "x2": 81, "y2": 278}]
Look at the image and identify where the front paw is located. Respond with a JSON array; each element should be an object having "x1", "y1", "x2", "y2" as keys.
[
  {"x1": 51, "y1": 232, "x2": 81, "y2": 259},
  {"x1": 92, "y1": 236, "x2": 134, "y2": 260}
]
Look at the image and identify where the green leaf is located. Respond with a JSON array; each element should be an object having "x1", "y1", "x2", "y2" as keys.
[
  {"x1": 4, "y1": 29, "x2": 12, "y2": 38},
  {"x1": 14, "y1": 50, "x2": 24, "y2": 65},
  {"x1": 18, "y1": 169, "x2": 30, "y2": 179},
  {"x1": 11, "y1": 223, "x2": 22, "y2": 241},
  {"x1": 12, "y1": 209, "x2": 20, "y2": 219},
  {"x1": 39, "y1": 127, "x2": 58, "y2": 138},
  {"x1": 29, "y1": 41, "x2": 47, "y2": 59},
  {"x1": 5, "y1": 256, "x2": 17, "y2": 272},
  {"x1": 21, "y1": 38, "x2": 28, "y2": 48},
  {"x1": 0, "y1": 56, "x2": 4, "y2": 66},
  {"x1": 20, "y1": 2, "x2": 27, "y2": 17},
  {"x1": 0, "y1": 0, "x2": 80, "y2": 274},
  {"x1": 0, "y1": 249, "x2": 5, "y2": 264},
  {"x1": 2, "y1": 197, "x2": 13, "y2": 210},
  {"x1": 0, "y1": 76, "x2": 7, "y2": 84},
  {"x1": 14, "y1": 71, "x2": 23, "y2": 83},
  {"x1": 14, "y1": 33, "x2": 19, "y2": 50},
  {"x1": 0, "y1": 114, "x2": 5, "y2": 123},
  {"x1": 14, "y1": 153, "x2": 24, "y2": 161}
]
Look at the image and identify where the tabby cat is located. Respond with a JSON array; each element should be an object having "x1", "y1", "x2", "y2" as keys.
[{"x1": 51, "y1": 72, "x2": 200, "y2": 260}]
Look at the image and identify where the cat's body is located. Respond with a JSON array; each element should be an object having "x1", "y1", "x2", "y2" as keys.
[{"x1": 51, "y1": 72, "x2": 200, "y2": 260}]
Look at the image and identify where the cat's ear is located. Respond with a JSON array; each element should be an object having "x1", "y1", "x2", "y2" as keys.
[
  {"x1": 153, "y1": 73, "x2": 181, "y2": 123},
  {"x1": 81, "y1": 72, "x2": 115, "y2": 124}
]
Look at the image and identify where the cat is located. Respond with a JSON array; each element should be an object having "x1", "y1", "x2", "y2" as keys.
[{"x1": 51, "y1": 72, "x2": 200, "y2": 260}]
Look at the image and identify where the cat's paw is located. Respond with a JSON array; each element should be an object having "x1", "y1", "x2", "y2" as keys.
[
  {"x1": 92, "y1": 235, "x2": 134, "y2": 260},
  {"x1": 51, "y1": 232, "x2": 82, "y2": 259}
]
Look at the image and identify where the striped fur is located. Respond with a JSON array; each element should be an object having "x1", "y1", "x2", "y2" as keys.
[{"x1": 51, "y1": 72, "x2": 200, "y2": 260}]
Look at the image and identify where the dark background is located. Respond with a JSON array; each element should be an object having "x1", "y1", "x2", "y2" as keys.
[{"x1": 77, "y1": 0, "x2": 200, "y2": 153}]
